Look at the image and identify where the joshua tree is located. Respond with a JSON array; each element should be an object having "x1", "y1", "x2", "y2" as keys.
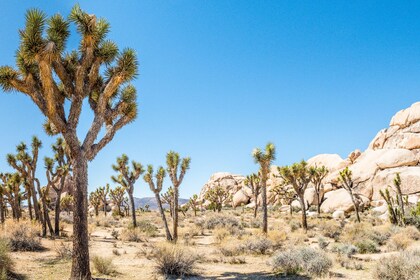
[
  {"x1": 161, "y1": 187, "x2": 175, "y2": 217},
  {"x1": 110, "y1": 186, "x2": 126, "y2": 217},
  {"x1": 1, "y1": 173, "x2": 23, "y2": 221},
  {"x1": 144, "y1": 165, "x2": 172, "y2": 241},
  {"x1": 0, "y1": 5, "x2": 139, "y2": 278},
  {"x1": 111, "y1": 154, "x2": 144, "y2": 227},
  {"x1": 39, "y1": 185, "x2": 55, "y2": 237},
  {"x1": 45, "y1": 137, "x2": 71, "y2": 236},
  {"x1": 7, "y1": 137, "x2": 42, "y2": 221},
  {"x1": 338, "y1": 167, "x2": 362, "y2": 223},
  {"x1": 278, "y1": 160, "x2": 312, "y2": 232},
  {"x1": 122, "y1": 197, "x2": 130, "y2": 217},
  {"x1": 309, "y1": 165, "x2": 329, "y2": 215},
  {"x1": 380, "y1": 173, "x2": 407, "y2": 226},
  {"x1": 61, "y1": 194, "x2": 73, "y2": 215},
  {"x1": 270, "y1": 183, "x2": 296, "y2": 216},
  {"x1": 97, "y1": 185, "x2": 110, "y2": 216},
  {"x1": 0, "y1": 183, "x2": 5, "y2": 224},
  {"x1": 252, "y1": 142, "x2": 276, "y2": 234},
  {"x1": 166, "y1": 151, "x2": 191, "y2": 242},
  {"x1": 188, "y1": 194, "x2": 200, "y2": 217},
  {"x1": 244, "y1": 173, "x2": 261, "y2": 218},
  {"x1": 89, "y1": 191, "x2": 101, "y2": 217},
  {"x1": 204, "y1": 185, "x2": 230, "y2": 212}
]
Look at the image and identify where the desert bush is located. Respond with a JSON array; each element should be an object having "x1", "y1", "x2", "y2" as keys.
[
  {"x1": 398, "y1": 225, "x2": 420, "y2": 240},
  {"x1": 374, "y1": 249, "x2": 420, "y2": 280},
  {"x1": 213, "y1": 227, "x2": 230, "y2": 243},
  {"x1": 330, "y1": 243, "x2": 358, "y2": 257},
  {"x1": 0, "y1": 239, "x2": 12, "y2": 278},
  {"x1": 150, "y1": 243, "x2": 198, "y2": 277},
  {"x1": 205, "y1": 215, "x2": 242, "y2": 230},
  {"x1": 317, "y1": 236, "x2": 329, "y2": 250},
  {"x1": 2, "y1": 220, "x2": 43, "y2": 252},
  {"x1": 355, "y1": 239, "x2": 379, "y2": 254},
  {"x1": 136, "y1": 220, "x2": 159, "y2": 237},
  {"x1": 120, "y1": 228, "x2": 144, "y2": 242},
  {"x1": 318, "y1": 219, "x2": 342, "y2": 240},
  {"x1": 288, "y1": 219, "x2": 301, "y2": 232},
  {"x1": 387, "y1": 232, "x2": 413, "y2": 251},
  {"x1": 55, "y1": 242, "x2": 72, "y2": 260},
  {"x1": 111, "y1": 229, "x2": 119, "y2": 240},
  {"x1": 271, "y1": 247, "x2": 332, "y2": 277},
  {"x1": 267, "y1": 230, "x2": 287, "y2": 249},
  {"x1": 92, "y1": 256, "x2": 116, "y2": 276},
  {"x1": 244, "y1": 237, "x2": 273, "y2": 255},
  {"x1": 95, "y1": 216, "x2": 118, "y2": 228},
  {"x1": 219, "y1": 241, "x2": 245, "y2": 257}
]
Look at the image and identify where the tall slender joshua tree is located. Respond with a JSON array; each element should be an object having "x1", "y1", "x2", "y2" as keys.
[
  {"x1": 111, "y1": 154, "x2": 144, "y2": 227},
  {"x1": 244, "y1": 173, "x2": 261, "y2": 218},
  {"x1": 144, "y1": 165, "x2": 173, "y2": 241},
  {"x1": 7, "y1": 137, "x2": 42, "y2": 222},
  {"x1": 0, "y1": 5, "x2": 139, "y2": 278},
  {"x1": 97, "y1": 184, "x2": 110, "y2": 216},
  {"x1": 309, "y1": 165, "x2": 329, "y2": 215},
  {"x1": 338, "y1": 167, "x2": 362, "y2": 223},
  {"x1": 45, "y1": 137, "x2": 71, "y2": 236},
  {"x1": 166, "y1": 151, "x2": 191, "y2": 242},
  {"x1": 252, "y1": 142, "x2": 276, "y2": 234}
]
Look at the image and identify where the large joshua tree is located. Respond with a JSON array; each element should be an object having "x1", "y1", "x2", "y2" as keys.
[
  {"x1": 166, "y1": 151, "x2": 191, "y2": 242},
  {"x1": 0, "y1": 6, "x2": 139, "y2": 278},
  {"x1": 144, "y1": 165, "x2": 173, "y2": 241},
  {"x1": 252, "y1": 143, "x2": 276, "y2": 234},
  {"x1": 111, "y1": 154, "x2": 144, "y2": 227},
  {"x1": 278, "y1": 160, "x2": 313, "y2": 232}
]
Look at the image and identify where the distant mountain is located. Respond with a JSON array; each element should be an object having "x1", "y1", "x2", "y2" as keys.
[{"x1": 133, "y1": 197, "x2": 189, "y2": 210}]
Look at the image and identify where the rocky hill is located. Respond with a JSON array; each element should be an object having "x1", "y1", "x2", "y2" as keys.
[
  {"x1": 133, "y1": 197, "x2": 189, "y2": 210},
  {"x1": 199, "y1": 102, "x2": 420, "y2": 214}
]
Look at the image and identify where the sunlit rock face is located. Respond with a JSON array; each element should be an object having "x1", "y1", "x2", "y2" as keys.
[{"x1": 199, "y1": 102, "x2": 420, "y2": 213}]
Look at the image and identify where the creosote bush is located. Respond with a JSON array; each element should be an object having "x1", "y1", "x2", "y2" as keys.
[
  {"x1": 204, "y1": 215, "x2": 242, "y2": 230},
  {"x1": 386, "y1": 232, "x2": 414, "y2": 251},
  {"x1": 2, "y1": 220, "x2": 43, "y2": 252},
  {"x1": 120, "y1": 227, "x2": 144, "y2": 243},
  {"x1": 150, "y1": 243, "x2": 198, "y2": 277},
  {"x1": 374, "y1": 249, "x2": 420, "y2": 280},
  {"x1": 92, "y1": 256, "x2": 116, "y2": 276},
  {"x1": 271, "y1": 247, "x2": 332, "y2": 277}
]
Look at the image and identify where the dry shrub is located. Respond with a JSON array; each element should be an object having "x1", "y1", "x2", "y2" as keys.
[
  {"x1": 244, "y1": 236, "x2": 273, "y2": 255},
  {"x1": 120, "y1": 227, "x2": 144, "y2": 242},
  {"x1": 2, "y1": 220, "x2": 43, "y2": 252},
  {"x1": 0, "y1": 239, "x2": 12, "y2": 278},
  {"x1": 213, "y1": 227, "x2": 230, "y2": 243},
  {"x1": 286, "y1": 230, "x2": 308, "y2": 246},
  {"x1": 205, "y1": 214, "x2": 242, "y2": 230},
  {"x1": 267, "y1": 230, "x2": 287, "y2": 248},
  {"x1": 271, "y1": 247, "x2": 332, "y2": 277},
  {"x1": 95, "y1": 215, "x2": 118, "y2": 228},
  {"x1": 374, "y1": 249, "x2": 420, "y2": 280},
  {"x1": 136, "y1": 220, "x2": 159, "y2": 237},
  {"x1": 318, "y1": 219, "x2": 342, "y2": 240},
  {"x1": 150, "y1": 243, "x2": 198, "y2": 277},
  {"x1": 55, "y1": 242, "x2": 72, "y2": 260},
  {"x1": 92, "y1": 256, "x2": 116, "y2": 276},
  {"x1": 218, "y1": 238, "x2": 245, "y2": 256},
  {"x1": 398, "y1": 225, "x2": 420, "y2": 240},
  {"x1": 355, "y1": 239, "x2": 379, "y2": 254},
  {"x1": 387, "y1": 232, "x2": 414, "y2": 251}
]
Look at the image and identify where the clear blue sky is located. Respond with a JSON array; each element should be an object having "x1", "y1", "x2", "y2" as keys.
[{"x1": 0, "y1": 1, "x2": 419, "y2": 198}]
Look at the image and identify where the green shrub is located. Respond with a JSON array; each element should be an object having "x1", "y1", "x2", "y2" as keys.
[
  {"x1": 244, "y1": 237, "x2": 273, "y2": 255},
  {"x1": 136, "y1": 220, "x2": 159, "y2": 237},
  {"x1": 355, "y1": 239, "x2": 379, "y2": 254}
]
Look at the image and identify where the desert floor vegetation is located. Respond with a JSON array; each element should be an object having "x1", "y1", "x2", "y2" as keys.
[{"x1": 0, "y1": 206, "x2": 419, "y2": 279}]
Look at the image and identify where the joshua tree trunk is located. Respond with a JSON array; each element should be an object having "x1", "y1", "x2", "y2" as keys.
[
  {"x1": 173, "y1": 186, "x2": 179, "y2": 242},
  {"x1": 299, "y1": 194, "x2": 308, "y2": 232},
  {"x1": 349, "y1": 192, "x2": 361, "y2": 223},
  {"x1": 27, "y1": 194, "x2": 33, "y2": 220},
  {"x1": 54, "y1": 188, "x2": 63, "y2": 236},
  {"x1": 0, "y1": 196, "x2": 4, "y2": 224},
  {"x1": 154, "y1": 191, "x2": 172, "y2": 241},
  {"x1": 128, "y1": 193, "x2": 137, "y2": 228},
  {"x1": 261, "y1": 183, "x2": 268, "y2": 234},
  {"x1": 253, "y1": 200, "x2": 258, "y2": 218},
  {"x1": 31, "y1": 184, "x2": 41, "y2": 221},
  {"x1": 316, "y1": 193, "x2": 321, "y2": 215},
  {"x1": 70, "y1": 157, "x2": 91, "y2": 280}
]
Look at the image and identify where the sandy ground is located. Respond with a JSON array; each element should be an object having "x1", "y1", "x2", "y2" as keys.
[{"x1": 8, "y1": 210, "x2": 420, "y2": 280}]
